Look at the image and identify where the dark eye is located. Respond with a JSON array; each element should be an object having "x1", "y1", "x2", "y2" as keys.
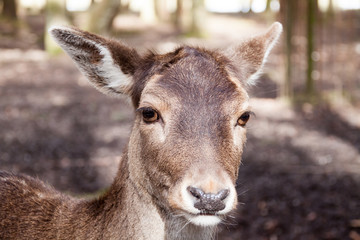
[
  {"x1": 237, "y1": 111, "x2": 251, "y2": 127},
  {"x1": 140, "y1": 107, "x2": 159, "y2": 123}
]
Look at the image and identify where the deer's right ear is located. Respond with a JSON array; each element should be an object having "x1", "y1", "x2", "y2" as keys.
[
  {"x1": 49, "y1": 26, "x2": 141, "y2": 96},
  {"x1": 225, "y1": 22, "x2": 282, "y2": 86}
]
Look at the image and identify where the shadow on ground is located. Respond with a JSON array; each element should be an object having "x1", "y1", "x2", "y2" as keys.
[
  {"x1": 218, "y1": 134, "x2": 360, "y2": 240},
  {"x1": 217, "y1": 101, "x2": 360, "y2": 240},
  {"x1": 0, "y1": 57, "x2": 133, "y2": 193}
]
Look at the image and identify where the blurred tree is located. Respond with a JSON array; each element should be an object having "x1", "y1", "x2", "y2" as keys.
[
  {"x1": 280, "y1": 0, "x2": 295, "y2": 99},
  {"x1": 325, "y1": 0, "x2": 334, "y2": 21},
  {"x1": 1, "y1": 0, "x2": 17, "y2": 20},
  {"x1": 280, "y1": 0, "x2": 320, "y2": 101},
  {"x1": 174, "y1": 0, "x2": 183, "y2": 31},
  {"x1": 173, "y1": 0, "x2": 206, "y2": 36},
  {"x1": 265, "y1": 0, "x2": 271, "y2": 12},
  {"x1": 306, "y1": 0, "x2": 317, "y2": 98},
  {"x1": 189, "y1": 0, "x2": 206, "y2": 36},
  {"x1": 45, "y1": 0, "x2": 69, "y2": 54},
  {"x1": 87, "y1": 0, "x2": 121, "y2": 34},
  {"x1": 248, "y1": 0, "x2": 254, "y2": 13},
  {"x1": 140, "y1": 0, "x2": 157, "y2": 24},
  {"x1": 155, "y1": 0, "x2": 170, "y2": 22}
]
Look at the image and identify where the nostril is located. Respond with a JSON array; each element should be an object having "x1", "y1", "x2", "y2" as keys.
[
  {"x1": 187, "y1": 186, "x2": 204, "y2": 199},
  {"x1": 216, "y1": 189, "x2": 230, "y2": 201}
]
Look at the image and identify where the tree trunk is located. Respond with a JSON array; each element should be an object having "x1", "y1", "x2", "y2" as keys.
[
  {"x1": 155, "y1": 0, "x2": 169, "y2": 22},
  {"x1": 140, "y1": 0, "x2": 157, "y2": 24},
  {"x1": 87, "y1": 0, "x2": 121, "y2": 34},
  {"x1": 306, "y1": 0, "x2": 316, "y2": 97},
  {"x1": 45, "y1": 0, "x2": 69, "y2": 54},
  {"x1": 266, "y1": 0, "x2": 271, "y2": 12},
  {"x1": 283, "y1": 0, "x2": 294, "y2": 99},
  {"x1": 325, "y1": 0, "x2": 334, "y2": 22},
  {"x1": 2, "y1": 0, "x2": 17, "y2": 20},
  {"x1": 174, "y1": 0, "x2": 183, "y2": 31},
  {"x1": 189, "y1": 0, "x2": 206, "y2": 36},
  {"x1": 249, "y1": 0, "x2": 253, "y2": 12}
]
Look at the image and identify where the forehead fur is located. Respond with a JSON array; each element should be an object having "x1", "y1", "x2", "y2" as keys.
[{"x1": 133, "y1": 46, "x2": 245, "y2": 107}]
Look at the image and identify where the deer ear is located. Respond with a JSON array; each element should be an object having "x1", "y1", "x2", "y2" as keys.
[
  {"x1": 49, "y1": 26, "x2": 141, "y2": 96},
  {"x1": 226, "y1": 22, "x2": 282, "y2": 85}
]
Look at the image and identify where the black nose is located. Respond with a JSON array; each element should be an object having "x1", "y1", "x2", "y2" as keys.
[{"x1": 187, "y1": 186, "x2": 229, "y2": 213}]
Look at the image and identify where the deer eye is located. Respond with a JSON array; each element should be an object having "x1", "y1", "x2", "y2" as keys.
[
  {"x1": 237, "y1": 111, "x2": 251, "y2": 127},
  {"x1": 140, "y1": 107, "x2": 159, "y2": 123}
]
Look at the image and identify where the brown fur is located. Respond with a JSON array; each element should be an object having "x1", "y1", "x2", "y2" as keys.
[{"x1": 0, "y1": 23, "x2": 282, "y2": 239}]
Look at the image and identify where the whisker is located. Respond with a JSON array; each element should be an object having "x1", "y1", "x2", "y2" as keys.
[
  {"x1": 177, "y1": 218, "x2": 192, "y2": 235},
  {"x1": 236, "y1": 188, "x2": 249, "y2": 196}
]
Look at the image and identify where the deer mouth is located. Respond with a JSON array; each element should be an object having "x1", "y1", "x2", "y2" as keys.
[
  {"x1": 198, "y1": 211, "x2": 219, "y2": 216},
  {"x1": 185, "y1": 212, "x2": 223, "y2": 226}
]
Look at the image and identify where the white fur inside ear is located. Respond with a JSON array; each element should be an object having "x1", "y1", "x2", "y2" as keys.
[
  {"x1": 49, "y1": 26, "x2": 133, "y2": 95},
  {"x1": 263, "y1": 22, "x2": 283, "y2": 62},
  {"x1": 246, "y1": 22, "x2": 283, "y2": 85},
  {"x1": 246, "y1": 68, "x2": 264, "y2": 86},
  {"x1": 96, "y1": 44, "x2": 133, "y2": 93}
]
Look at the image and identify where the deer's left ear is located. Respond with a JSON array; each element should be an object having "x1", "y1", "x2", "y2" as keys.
[
  {"x1": 226, "y1": 22, "x2": 282, "y2": 85},
  {"x1": 49, "y1": 26, "x2": 141, "y2": 96}
]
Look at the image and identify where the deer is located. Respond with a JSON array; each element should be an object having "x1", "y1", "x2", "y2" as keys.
[{"x1": 0, "y1": 22, "x2": 282, "y2": 239}]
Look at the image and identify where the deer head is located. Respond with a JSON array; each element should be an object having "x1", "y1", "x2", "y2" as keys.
[{"x1": 50, "y1": 23, "x2": 282, "y2": 228}]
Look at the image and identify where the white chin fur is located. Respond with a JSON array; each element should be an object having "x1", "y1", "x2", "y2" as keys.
[{"x1": 186, "y1": 215, "x2": 222, "y2": 227}]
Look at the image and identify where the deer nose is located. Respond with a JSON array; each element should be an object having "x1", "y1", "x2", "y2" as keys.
[{"x1": 187, "y1": 186, "x2": 230, "y2": 213}]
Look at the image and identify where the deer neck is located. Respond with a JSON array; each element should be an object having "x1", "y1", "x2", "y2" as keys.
[
  {"x1": 97, "y1": 151, "x2": 215, "y2": 240},
  {"x1": 94, "y1": 152, "x2": 164, "y2": 240}
]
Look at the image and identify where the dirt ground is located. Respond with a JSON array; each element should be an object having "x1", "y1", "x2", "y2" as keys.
[{"x1": 0, "y1": 14, "x2": 359, "y2": 240}]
